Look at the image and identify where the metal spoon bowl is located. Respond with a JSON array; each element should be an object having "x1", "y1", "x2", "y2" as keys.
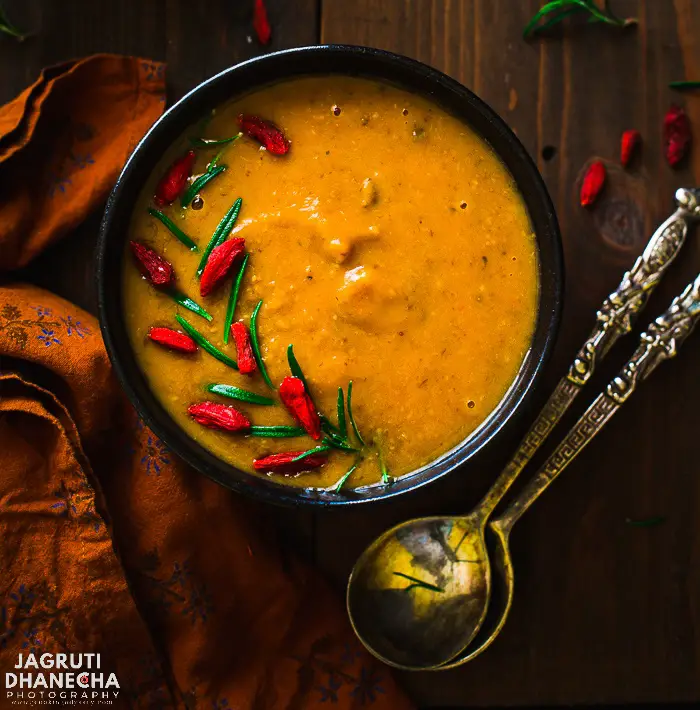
[{"x1": 347, "y1": 514, "x2": 490, "y2": 669}]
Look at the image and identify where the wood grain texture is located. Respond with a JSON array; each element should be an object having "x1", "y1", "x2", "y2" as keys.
[
  {"x1": 3, "y1": 0, "x2": 700, "y2": 706},
  {"x1": 321, "y1": 0, "x2": 700, "y2": 706}
]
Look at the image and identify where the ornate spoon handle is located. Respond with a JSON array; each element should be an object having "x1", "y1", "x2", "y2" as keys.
[
  {"x1": 494, "y1": 271, "x2": 700, "y2": 533},
  {"x1": 476, "y1": 188, "x2": 700, "y2": 520}
]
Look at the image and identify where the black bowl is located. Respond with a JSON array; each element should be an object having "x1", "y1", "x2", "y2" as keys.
[{"x1": 97, "y1": 45, "x2": 563, "y2": 507}]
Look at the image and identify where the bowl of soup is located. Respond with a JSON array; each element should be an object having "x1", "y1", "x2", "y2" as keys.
[{"x1": 97, "y1": 45, "x2": 563, "y2": 506}]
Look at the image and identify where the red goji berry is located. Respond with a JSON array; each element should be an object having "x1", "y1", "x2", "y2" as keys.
[
  {"x1": 200, "y1": 238, "x2": 246, "y2": 297},
  {"x1": 580, "y1": 161, "x2": 606, "y2": 207},
  {"x1": 187, "y1": 401, "x2": 251, "y2": 432},
  {"x1": 130, "y1": 241, "x2": 174, "y2": 288},
  {"x1": 154, "y1": 150, "x2": 196, "y2": 206},
  {"x1": 230, "y1": 322, "x2": 258, "y2": 375},
  {"x1": 253, "y1": 451, "x2": 327, "y2": 475},
  {"x1": 279, "y1": 376, "x2": 321, "y2": 440},
  {"x1": 620, "y1": 129, "x2": 641, "y2": 167},
  {"x1": 664, "y1": 105, "x2": 691, "y2": 167},
  {"x1": 148, "y1": 327, "x2": 197, "y2": 354},
  {"x1": 253, "y1": 0, "x2": 271, "y2": 45},
  {"x1": 238, "y1": 115, "x2": 290, "y2": 155}
]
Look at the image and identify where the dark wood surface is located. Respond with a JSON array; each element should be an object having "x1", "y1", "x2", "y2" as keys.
[{"x1": 2, "y1": 0, "x2": 700, "y2": 706}]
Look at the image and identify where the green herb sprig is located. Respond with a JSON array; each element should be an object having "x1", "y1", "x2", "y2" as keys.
[
  {"x1": 347, "y1": 380, "x2": 365, "y2": 447},
  {"x1": 287, "y1": 344, "x2": 310, "y2": 391},
  {"x1": 181, "y1": 165, "x2": 226, "y2": 208},
  {"x1": 206, "y1": 383, "x2": 275, "y2": 406},
  {"x1": 251, "y1": 300, "x2": 274, "y2": 389},
  {"x1": 190, "y1": 133, "x2": 242, "y2": 148},
  {"x1": 175, "y1": 314, "x2": 237, "y2": 369},
  {"x1": 523, "y1": 0, "x2": 636, "y2": 38},
  {"x1": 625, "y1": 516, "x2": 666, "y2": 528},
  {"x1": 0, "y1": 4, "x2": 27, "y2": 39},
  {"x1": 148, "y1": 208, "x2": 198, "y2": 251},
  {"x1": 198, "y1": 197, "x2": 242, "y2": 276},
  {"x1": 168, "y1": 289, "x2": 212, "y2": 321},
  {"x1": 393, "y1": 572, "x2": 444, "y2": 593},
  {"x1": 223, "y1": 253, "x2": 249, "y2": 343},
  {"x1": 292, "y1": 445, "x2": 332, "y2": 462},
  {"x1": 249, "y1": 425, "x2": 306, "y2": 438},
  {"x1": 333, "y1": 463, "x2": 358, "y2": 493},
  {"x1": 670, "y1": 81, "x2": 700, "y2": 91}
]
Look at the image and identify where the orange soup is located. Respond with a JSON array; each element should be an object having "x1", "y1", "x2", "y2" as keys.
[{"x1": 122, "y1": 76, "x2": 538, "y2": 491}]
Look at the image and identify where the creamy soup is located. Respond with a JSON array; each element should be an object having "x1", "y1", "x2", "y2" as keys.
[{"x1": 123, "y1": 76, "x2": 538, "y2": 491}]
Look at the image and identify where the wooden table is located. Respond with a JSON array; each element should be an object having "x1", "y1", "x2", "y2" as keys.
[{"x1": 2, "y1": 1, "x2": 700, "y2": 706}]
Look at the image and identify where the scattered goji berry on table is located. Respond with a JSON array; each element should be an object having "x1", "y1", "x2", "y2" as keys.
[
  {"x1": 230, "y1": 322, "x2": 258, "y2": 375},
  {"x1": 620, "y1": 129, "x2": 641, "y2": 167},
  {"x1": 663, "y1": 105, "x2": 691, "y2": 167},
  {"x1": 253, "y1": 0, "x2": 271, "y2": 45},
  {"x1": 238, "y1": 115, "x2": 290, "y2": 155},
  {"x1": 200, "y1": 238, "x2": 246, "y2": 297},
  {"x1": 580, "y1": 160, "x2": 606, "y2": 207},
  {"x1": 279, "y1": 376, "x2": 321, "y2": 440},
  {"x1": 130, "y1": 241, "x2": 175, "y2": 288},
  {"x1": 253, "y1": 451, "x2": 328, "y2": 475},
  {"x1": 187, "y1": 401, "x2": 251, "y2": 432},
  {"x1": 154, "y1": 150, "x2": 196, "y2": 206},
  {"x1": 148, "y1": 327, "x2": 197, "y2": 353}
]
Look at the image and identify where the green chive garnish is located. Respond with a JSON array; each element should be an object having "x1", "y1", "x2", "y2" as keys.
[
  {"x1": 393, "y1": 572, "x2": 444, "y2": 593},
  {"x1": 223, "y1": 253, "x2": 249, "y2": 344},
  {"x1": 190, "y1": 134, "x2": 242, "y2": 147},
  {"x1": 197, "y1": 197, "x2": 242, "y2": 276},
  {"x1": 248, "y1": 425, "x2": 306, "y2": 438},
  {"x1": 181, "y1": 165, "x2": 226, "y2": 208},
  {"x1": 206, "y1": 384, "x2": 275, "y2": 406},
  {"x1": 0, "y1": 5, "x2": 27, "y2": 39},
  {"x1": 148, "y1": 208, "x2": 198, "y2": 251},
  {"x1": 625, "y1": 516, "x2": 666, "y2": 527},
  {"x1": 251, "y1": 300, "x2": 274, "y2": 389},
  {"x1": 174, "y1": 314, "x2": 238, "y2": 369},
  {"x1": 337, "y1": 387, "x2": 348, "y2": 439},
  {"x1": 334, "y1": 464, "x2": 358, "y2": 493},
  {"x1": 292, "y1": 446, "x2": 332, "y2": 462},
  {"x1": 323, "y1": 437, "x2": 358, "y2": 454},
  {"x1": 320, "y1": 414, "x2": 343, "y2": 438},
  {"x1": 168, "y1": 289, "x2": 212, "y2": 321},
  {"x1": 347, "y1": 380, "x2": 365, "y2": 446},
  {"x1": 669, "y1": 81, "x2": 700, "y2": 91},
  {"x1": 377, "y1": 442, "x2": 390, "y2": 485},
  {"x1": 287, "y1": 344, "x2": 310, "y2": 390}
]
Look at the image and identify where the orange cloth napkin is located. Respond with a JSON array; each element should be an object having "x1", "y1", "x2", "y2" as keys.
[{"x1": 0, "y1": 55, "x2": 413, "y2": 710}]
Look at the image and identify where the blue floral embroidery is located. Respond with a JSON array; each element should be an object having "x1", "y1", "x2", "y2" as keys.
[
  {"x1": 316, "y1": 673, "x2": 342, "y2": 703},
  {"x1": 144, "y1": 558, "x2": 213, "y2": 625},
  {"x1": 30, "y1": 306, "x2": 53, "y2": 318},
  {"x1": 140, "y1": 433, "x2": 170, "y2": 475},
  {"x1": 37, "y1": 328, "x2": 60, "y2": 347},
  {"x1": 68, "y1": 151, "x2": 95, "y2": 170},
  {"x1": 141, "y1": 61, "x2": 164, "y2": 81},
  {"x1": 340, "y1": 641, "x2": 363, "y2": 666},
  {"x1": 350, "y1": 666, "x2": 385, "y2": 705},
  {"x1": 61, "y1": 315, "x2": 91, "y2": 338},
  {"x1": 21, "y1": 626, "x2": 43, "y2": 654},
  {"x1": 1, "y1": 584, "x2": 67, "y2": 653},
  {"x1": 211, "y1": 699, "x2": 230, "y2": 710},
  {"x1": 48, "y1": 174, "x2": 72, "y2": 198}
]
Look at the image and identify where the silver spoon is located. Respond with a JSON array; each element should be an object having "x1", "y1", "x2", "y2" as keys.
[
  {"x1": 346, "y1": 188, "x2": 700, "y2": 670},
  {"x1": 441, "y1": 268, "x2": 700, "y2": 667}
]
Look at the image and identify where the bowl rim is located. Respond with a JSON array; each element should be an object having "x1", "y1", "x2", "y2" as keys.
[{"x1": 96, "y1": 44, "x2": 564, "y2": 508}]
